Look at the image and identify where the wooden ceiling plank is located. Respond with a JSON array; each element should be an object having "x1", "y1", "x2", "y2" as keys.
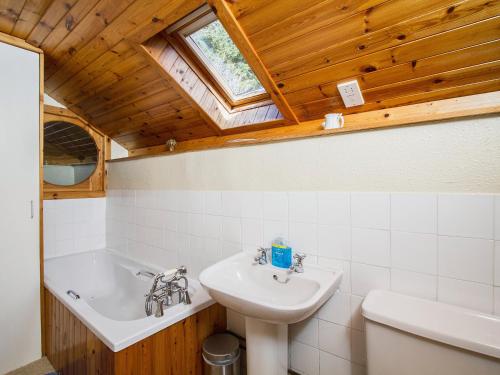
[
  {"x1": 269, "y1": 0, "x2": 500, "y2": 82},
  {"x1": 136, "y1": 41, "x2": 223, "y2": 135},
  {"x1": 258, "y1": 0, "x2": 459, "y2": 62},
  {"x1": 46, "y1": 0, "x2": 203, "y2": 98},
  {"x1": 285, "y1": 39, "x2": 500, "y2": 106},
  {"x1": 121, "y1": 91, "x2": 500, "y2": 160},
  {"x1": 233, "y1": 0, "x2": 327, "y2": 36},
  {"x1": 73, "y1": 68, "x2": 168, "y2": 114},
  {"x1": 44, "y1": 0, "x2": 136, "y2": 85},
  {"x1": 39, "y1": 0, "x2": 100, "y2": 53},
  {"x1": 11, "y1": 0, "x2": 52, "y2": 39},
  {"x1": 249, "y1": 0, "x2": 387, "y2": 52},
  {"x1": 0, "y1": 0, "x2": 27, "y2": 34},
  {"x1": 292, "y1": 79, "x2": 500, "y2": 121},
  {"x1": 279, "y1": 16, "x2": 500, "y2": 96},
  {"x1": 59, "y1": 51, "x2": 145, "y2": 106},
  {"x1": 208, "y1": 0, "x2": 299, "y2": 125}
]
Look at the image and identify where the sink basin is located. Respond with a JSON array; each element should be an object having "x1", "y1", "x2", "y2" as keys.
[
  {"x1": 199, "y1": 252, "x2": 342, "y2": 324},
  {"x1": 199, "y1": 251, "x2": 343, "y2": 375}
]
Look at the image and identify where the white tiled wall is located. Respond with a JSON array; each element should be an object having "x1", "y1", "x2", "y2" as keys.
[
  {"x1": 105, "y1": 190, "x2": 500, "y2": 374},
  {"x1": 43, "y1": 198, "x2": 106, "y2": 258}
]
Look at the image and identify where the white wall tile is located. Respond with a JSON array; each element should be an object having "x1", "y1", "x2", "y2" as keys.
[
  {"x1": 242, "y1": 218, "x2": 263, "y2": 247},
  {"x1": 319, "y1": 257, "x2": 351, "y2": 293},
  {"x1": 320, "y1": 351, "x2": 365, "y2": 375},
  {"x1": 318, "y1": 320, "x2": 351, "y2": 360},
  {"x1": 318, "y1": 225, "x2": 351, "y2": 261},
  {"x1": 290, "y1": 221, "x2": 318, "y2": 255},
  {"x1": 291, "y1": 340, "x2": 320, "y2": 375},
  {"x1": 135, "y1": 190, "x2": 157, "y2": 209},
  {"x1": 221, "y1": 217, "x2": 241, "y2": 243},
  {"x1": 351, "y1": 193, "x2": 389, "y2": 230},
  {"x1": 351, "y1": 228, "x2": 390, "y2": 267},
  {"x1": 438, "y1": 236, "x2": 494, "y2": 284},
  {"x1": 350, "y1": 295, "x2": 365, "y2": 331},
  {"x1": 290, "y1": 317, "x2": 319, "y2": 347},
  {"x1": 391, "y1": 193, "x2": 437, "y2": 233},
  {"x1": 350, "y1": 329, "x2": 366, "y2": 365},
  {"x1": 391, "y1": 269, "x2": 437, "y2": 300},
  {"x1": 226, "y1": 309, "x2": 245, "y2": 338},
  {"x1": 316, "y1": 291, "x2": 350, "y2": 326},
  {"x1": 438, "y1": 277, "x2": 493, "y2": 313},
  {"x1": 204, "y1": 191, "x2": 222, "y2": 215},
  {"x1": 240, "y1": 191, "x2": 263, "y2": 219},
  {"x1": 391, "y1": 231, "x2": 437, "y2": 274},
  {"x1": 318, "y1": 192, "x2": 350, "y2": 225},
  {"x1": 263, "y1": 192, "x2": 288, "y2": 221},
  {"x1": 495, "y1": 287, "x2": 500, "y2": 316},
  {"x1": 438, "y1": 194, "x2": 494, "y2": 239},
  {"x1": 495, "y1": 241, "x2": 500, "y2": 286},
  {"x1": 290, "y1": 192, "x2": 317, "y2": 223},
  {"x1": 221, "y1": 191, "x2": 242, "y2": 217},
  {"x1": 351, "y1": 263, "x2": 390, "y2": 296},
  {"x1": 495, "y1": 197, "x2": 500, "y2": 240}
]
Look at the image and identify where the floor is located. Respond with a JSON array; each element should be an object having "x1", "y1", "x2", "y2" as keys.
[{"x1": 5, "y1": 357, "x2": 55, "y2": 375}]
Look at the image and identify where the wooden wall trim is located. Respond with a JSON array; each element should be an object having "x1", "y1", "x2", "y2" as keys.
[
  {"x1": 114, "y1": 91, "x2": 500, "y2": 161},
  {"x1": 0, "y1": 31, "x2": 43, "y2": 54},
  {"x1": 44, "y1": 288, "x2": 227, "y2": 375},
  {"x1": 208, "y1": 0, "x2": 299, "y2": 125}
]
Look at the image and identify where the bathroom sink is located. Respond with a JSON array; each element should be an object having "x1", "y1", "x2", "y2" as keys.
[
  {"x1": 199, "y1": 251, "x2": 342, "y2": 375},
  {"x1": 199, "y1": 252, "x2": 342, "y2": 324}
]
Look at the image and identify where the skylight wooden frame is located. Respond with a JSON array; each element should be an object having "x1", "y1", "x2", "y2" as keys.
[{"x1": 166, "y1": 6, "x2": 270, "y2": 110}]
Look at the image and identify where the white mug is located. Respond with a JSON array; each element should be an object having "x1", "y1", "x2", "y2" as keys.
[{"x1": 322, "y1": 113, "x2": 344, "y2": 129}]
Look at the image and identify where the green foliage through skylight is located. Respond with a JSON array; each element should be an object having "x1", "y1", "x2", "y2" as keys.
[{"x1": 189, "y1": 20, "x2": 264, "y2": 98}]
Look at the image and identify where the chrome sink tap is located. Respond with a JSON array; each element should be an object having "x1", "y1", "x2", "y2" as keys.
[
  {"x1": 145, "y1": 265, "x2": 191, "y2": 317},
  {"x1": 290, "y1": 253, "x2": 306, "y2": 273},
  {"x1": 254, "y1": 247, "x2": 270, "y2": 265}
]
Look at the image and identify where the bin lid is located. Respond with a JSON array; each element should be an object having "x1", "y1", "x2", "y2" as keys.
[{"x1": 203, "y1": 333, "x2": 240, "y2": 364}]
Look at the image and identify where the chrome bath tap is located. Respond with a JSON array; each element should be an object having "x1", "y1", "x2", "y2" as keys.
[{"x1": 145, "y1": 266, "x2": 191, "y2": 317}]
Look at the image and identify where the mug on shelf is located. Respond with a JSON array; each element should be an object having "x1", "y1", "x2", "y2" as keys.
[{"x1": 322, "y1": 113, "x2": 344, "y2": 130}]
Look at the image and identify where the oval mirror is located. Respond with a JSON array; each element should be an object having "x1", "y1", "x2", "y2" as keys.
[{"x1": 43, "y1": 121, "x2": 98, "y2": 186}]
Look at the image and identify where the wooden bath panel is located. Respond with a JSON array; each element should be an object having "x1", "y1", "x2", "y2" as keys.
[{"x1": 43, "y1": 288, "x2": 227, "y2": 375}]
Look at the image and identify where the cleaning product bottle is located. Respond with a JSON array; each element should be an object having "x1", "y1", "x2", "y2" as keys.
[{"x1": 271, "y1": 237, "x2": 292, "y2": 269}]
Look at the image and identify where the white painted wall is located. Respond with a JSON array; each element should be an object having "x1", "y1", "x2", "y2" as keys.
[
  {"x1": 0, "y1": 41, "x2": 41, "y2": 373},
  {"x1": 108, "y1": 115, "x2": 500, "y2": 192}
]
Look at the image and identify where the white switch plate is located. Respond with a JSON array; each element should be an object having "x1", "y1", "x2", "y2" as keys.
[{"x1": 337, "y1": 80, "x2": 365, "y2": 107}]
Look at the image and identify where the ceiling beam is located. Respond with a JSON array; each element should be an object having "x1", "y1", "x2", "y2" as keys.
[
  {"x1": 207, "y1": 0, "x2": 299, "y2": 125},
  {"x1": 111, "y1": 91, "x2": 500, "y2": 161}
]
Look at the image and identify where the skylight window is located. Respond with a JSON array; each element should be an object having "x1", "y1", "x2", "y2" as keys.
[
  {"x1": 187, "y1": 20, "x2": 264, "y2": 99},
  {"x1": 169, "y1": 7, "x2": 267, "y2": 106}
]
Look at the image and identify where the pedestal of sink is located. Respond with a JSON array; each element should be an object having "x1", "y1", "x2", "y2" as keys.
[{"x1": 245, "y1": 317, "x2": 288, "y2": 375}]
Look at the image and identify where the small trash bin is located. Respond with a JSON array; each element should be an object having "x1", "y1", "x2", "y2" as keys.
[{"x1": 202, "y1": 333, "x2": 241, "y2": 375}]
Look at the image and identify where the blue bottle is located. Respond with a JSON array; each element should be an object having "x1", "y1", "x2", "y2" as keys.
[{"x1": 271, "y1": 237, "x2": 292, "y2": 269}]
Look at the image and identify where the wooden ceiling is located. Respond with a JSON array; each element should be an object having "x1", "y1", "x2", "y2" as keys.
[{"x1": 1, "y1": 0, "x2": 499, "y2": 152}]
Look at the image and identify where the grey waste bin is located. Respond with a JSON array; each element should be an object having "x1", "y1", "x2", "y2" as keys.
[{"x1": 202, "y1": 333, "x2": 241, "y2": 375}]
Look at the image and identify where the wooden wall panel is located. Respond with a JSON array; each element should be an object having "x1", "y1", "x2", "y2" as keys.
[{"x1": 44, "y1": 288, "x2": 227, "y2": 375}]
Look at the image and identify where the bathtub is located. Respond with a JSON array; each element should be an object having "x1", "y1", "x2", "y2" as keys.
[{"x1": 44, "y1": 249, "x2": 214, "y2": 351}]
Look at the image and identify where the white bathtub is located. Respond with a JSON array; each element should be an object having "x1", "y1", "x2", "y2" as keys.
[{"x1": 44, "y1": 249, "x2": 214, "y2": 351}]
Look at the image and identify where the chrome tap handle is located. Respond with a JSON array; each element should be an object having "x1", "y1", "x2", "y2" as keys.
[
  {"x1": 290, "y1": 252, "x2": 306, "y2": 273},
  {"x1": 254, "y1": 247, "x2": 269, "y2": 265}
]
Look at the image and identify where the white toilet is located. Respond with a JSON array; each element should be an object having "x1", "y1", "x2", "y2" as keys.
[{"x1": 362, "y1": 290, "x2": 500, "y2": 375}]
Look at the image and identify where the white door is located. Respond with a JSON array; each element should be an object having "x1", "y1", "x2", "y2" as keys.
[{"x1": 0, "y1": 41, "x2": 41, "y2": 373}]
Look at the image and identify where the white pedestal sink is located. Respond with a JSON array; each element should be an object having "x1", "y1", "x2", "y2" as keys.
[{"x1": 199, "y1": 252, "x2": 343, "y2": 375}]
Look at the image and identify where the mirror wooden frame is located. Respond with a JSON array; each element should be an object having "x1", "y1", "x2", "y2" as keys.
[{"x1": 43, "y1": 105, "x2": 107, "y2": 200}]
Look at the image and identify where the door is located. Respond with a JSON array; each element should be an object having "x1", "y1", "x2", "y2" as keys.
[{"x1": 0, "y1": 40, "x2": 41, "y2": 373}]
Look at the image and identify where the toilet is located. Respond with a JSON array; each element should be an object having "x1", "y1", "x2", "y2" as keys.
[{"x1": 362, "y1": 290, "x2": 500, "y2": 375}]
